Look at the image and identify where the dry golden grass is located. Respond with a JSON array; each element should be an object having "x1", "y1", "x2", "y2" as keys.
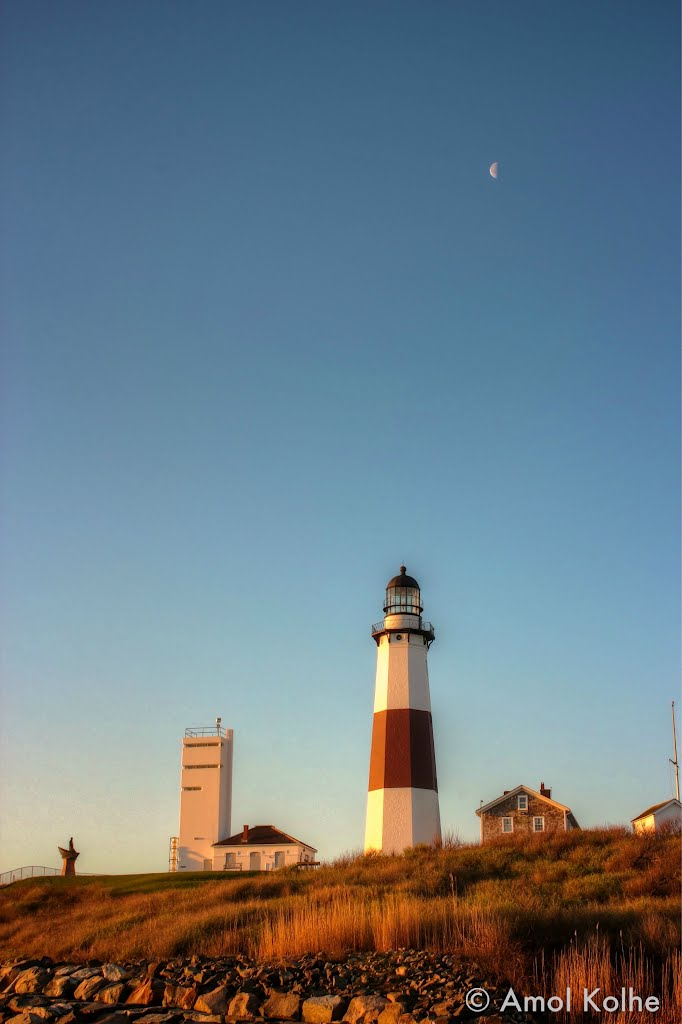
[
  {"x1": 542, "y1": 940, "x2": 681, "y2": 1024},
  {"x1": 0, "y1": 829, "x2": 679, "y2": 1013}
]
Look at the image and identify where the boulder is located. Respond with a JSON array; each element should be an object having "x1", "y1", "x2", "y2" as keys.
[
  {"x1": 44, "y1": 977, "x2": 76, "y2": 998},
  {"x1": 377, "y1": 1007, "x2": 403, "y2": 1024},
  {"x1": 13, "y1": 969, "x2": 51, "y2": 995},
  {"x1": 126, "y1": 980, "x2": 164, "y2": 1006},
  {"x1": 101, "y1": 966, "x2": 129, "y2": 984},
  {"x1": 228, "y1": 991, "x2": 262, "y2": 1020},
  {"x1": 262, "y1": 991, "x2": 302, "y2": 1020},
  {"x1": 193, "y1": 985, "x2": 230, "y2": 1015},
  {"x1": 94, "y1": 983, "x2": 128, "y2": 1004},
  {"x1": 8, "y1": 1005, "x2": 52, "y2": 1020},
  {"x1": 8, "y1": 996, "x2": 49, "y2": 1011},
  {"x1": 136, "y1": 1014, "x2": 183, "y2": 1024},
  {"x1": 0, "y1": 967, "x2": 26, "y2": 992},
  {"x1": 302, "y1": 996, "x2": 347, "y2": 1023},
  {"x1": 172, "y1": 986, "x2": 199, "y2": 1011},
  {"x1": 69, "y1": 969, "x2": 101, "y2": 981},
  {"x1": 5, "y1": 1013, "x2": 48, "y2": 1024},
  {"x1": 344, "y1": 997, "x2": 390, "y2": 1024},
  {"x1": 73, "y1": 977, "x2": 107, "y2": 1001},
  {"x1": 49, "y1": 1004, "x2": 76, "y2": 1018}
]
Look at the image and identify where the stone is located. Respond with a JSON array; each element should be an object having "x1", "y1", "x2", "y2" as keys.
[
  {"x1": 0, "y1": 968, "x2": 26, "y2": 992},
  {"x1": 77, "y1": 1004, "x2": 120, "y2": 1019},
  {"x1": 344, "y1": 997, "x2": 390, "y2": 1024},
  {"x1": 161, "y1": 985, "x2": 177, "y2": 1007},
  {"x1": 5, "y1": 1014, "x2": 48, "y2": 1024},
  {"x1": 136, "y1": 1014, "x2": 183, "y2": 1024},
  {"x1": 172, "y1": 986, "x2": 198, "y2": 1011},
  {"x1": 302, "y1": 996, "x2": 347, "y2": 1023},
  {"x1": 101, "y1": 966, "x2": 129, "y2": 984},
  {"x1": 94, "y1": 983, "x2": 128, "y2": 1004},
  {"x1": 228, "y1": 991, "x2": 262, "y2": 1020},
  {"x1": 8, "y1": 1005, "x2": 52, "y2": 1020},
  {"x1": 95, "y1": 1016, "x2": 131, "y2": 1024},
  {"x1": 262, "y1": 991, "x2": 302, "y2": 1021},
  {"x1": 69, "y1": 969, "x2": 101, "y2": 981},
  {"x1": 13, "y1": 970, "x2": 51, "y2": 995},
  {"x1": 44, "y1": 978, "x2": 76, "y2": 998},
  {"x1": 193, "y1": 985, "x2": 230, "y2": 1016},
  {"x1": 73, "y1": 978, "x2": 107, "y2": 1001},
  {"x1": 395, "y1": 969, "x2": 409, "y2": 978},
  {"x1": 126, "y1": 981, "x2": 164, "y2": 1007},
  {"x1": 8, "y1": 997, "x2": 49, "y2": 1011},
  {"x1": 377, "y1": 1007, "x2": 403, "y2": 1024}
]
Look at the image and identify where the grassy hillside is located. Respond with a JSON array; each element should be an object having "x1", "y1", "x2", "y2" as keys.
[{"x1": 1, "y1": 828, "x2": 679, "y2": 974}]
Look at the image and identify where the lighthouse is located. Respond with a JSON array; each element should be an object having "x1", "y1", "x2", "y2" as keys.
[{"x1": 364, "y1": 566, "x2": 441, "y2": 854}]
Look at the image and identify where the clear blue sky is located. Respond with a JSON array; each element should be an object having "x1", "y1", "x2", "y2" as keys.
[{"x1": 1, "y1": 1, "x2": 679, "y2": 873}]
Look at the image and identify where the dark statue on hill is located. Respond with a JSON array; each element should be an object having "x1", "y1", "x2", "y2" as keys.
[{"x1": 58, "y1": 837, "x2": 79, "y2": 876}]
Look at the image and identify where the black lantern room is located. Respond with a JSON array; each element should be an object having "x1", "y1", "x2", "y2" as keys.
[{"x1": 384, "y1": 566, "x2": 423, "y2": 616}]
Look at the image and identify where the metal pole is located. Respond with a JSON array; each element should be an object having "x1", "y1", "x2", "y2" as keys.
[{"x1": 671, "y1": 701, "x2": 680, "y2": 802}]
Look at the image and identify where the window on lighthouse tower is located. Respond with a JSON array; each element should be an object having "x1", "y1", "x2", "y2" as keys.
[{"x1": 384, "y1": 566, "x2": 422, "y2": 615}]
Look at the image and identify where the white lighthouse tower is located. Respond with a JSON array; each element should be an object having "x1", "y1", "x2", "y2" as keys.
[{"x1": 364, "y1": 567, "x2": 441, "y2": 854}]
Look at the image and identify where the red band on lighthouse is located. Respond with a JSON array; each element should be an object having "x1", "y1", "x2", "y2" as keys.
[{"x1": 368, "y1": 708, "x2": 438, "y2": 792}]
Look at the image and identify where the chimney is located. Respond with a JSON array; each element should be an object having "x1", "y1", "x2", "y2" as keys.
[
  {"x1": 242, "y1": 825, "x2": 249, "y2": 843},
  {"x1": 503, "y1": 790, "x2": 510, "y2": 795},
  {"x1": 540, "y1": 782, "x2": 551, "y2": 799}
]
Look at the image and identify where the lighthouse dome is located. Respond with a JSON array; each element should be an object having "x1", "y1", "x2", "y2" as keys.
[
  {"x1": 386, "y1": 566, "x2": 420, "y2": 589},
  {"x1": 384, "y1": 566, "x2": 422, "y2": 615}
]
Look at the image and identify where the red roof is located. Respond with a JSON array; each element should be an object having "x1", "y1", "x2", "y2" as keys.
[{"x1": 213, "y1": 825, "x2": 314, "y2": 848}]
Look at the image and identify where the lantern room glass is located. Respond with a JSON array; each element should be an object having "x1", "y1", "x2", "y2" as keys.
[{"x1": 384, "y1": 585, "x2": 422, "y2": 615}]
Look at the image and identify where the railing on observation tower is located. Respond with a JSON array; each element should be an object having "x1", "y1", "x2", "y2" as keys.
[{"x1": 184, "y1": 725, "x2": 228, "y2": 738}]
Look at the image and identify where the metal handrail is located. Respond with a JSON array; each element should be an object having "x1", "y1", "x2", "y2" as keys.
[
  {"x1": 185, "y1": 726, "x2": 228, "y2": 738},
  {"x1": 371, "y1": 620, "x2": 433, "y2": 635},
  {"x1": 0, "y1": 865, "x2": 97, "y2": 886}
]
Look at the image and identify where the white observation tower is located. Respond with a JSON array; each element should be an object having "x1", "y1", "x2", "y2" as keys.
[
  {"x1": 364, "y1": 567, "x2": 441, "y2": 853},
  {"x1": 176, "y1": 719, "x2": 233, "y2": 870}
]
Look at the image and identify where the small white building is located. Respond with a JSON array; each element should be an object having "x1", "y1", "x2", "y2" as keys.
[
  {"x1": 212, "y1": 824, "x2": 317, "y2": 871},
  {"x1": 175, "y1": 722, "x2": 234, "y2": 871},
  {"x1": 631, "y1": 798, "x2": 682, "y2": 835}
]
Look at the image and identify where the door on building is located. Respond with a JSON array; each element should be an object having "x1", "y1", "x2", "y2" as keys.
[
  {"x1": 203, "y1": 859, "x2": 212, "y2": 871},
  {"x1": 224, "y1": 853, "x2": 236, "y2": 870},
  {"x1": 249, "y1": 851, "x2": 261, "y2": 871},
  {"x1": 274, "y1": 851, "x2": 285, "y2": 869}
]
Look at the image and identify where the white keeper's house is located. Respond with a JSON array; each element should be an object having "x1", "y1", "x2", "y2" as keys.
[
  {"x1": 631, "y1": 799, "x2": 682, "y2": 835},
  {"x1": 212, "y1": 825, "x2": 317, "y2": 871}
]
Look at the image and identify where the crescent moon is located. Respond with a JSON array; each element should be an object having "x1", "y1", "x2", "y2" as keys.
[{"x1": 489, "y1": 162, "x2": 499, "y2": 179}]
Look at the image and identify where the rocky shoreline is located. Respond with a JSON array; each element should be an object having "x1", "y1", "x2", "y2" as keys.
[{"x1": 0, "y1": 953, "x2": 534, "y2": 1024}]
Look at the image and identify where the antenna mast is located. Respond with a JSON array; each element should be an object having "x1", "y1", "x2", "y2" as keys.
[{"x1": 670, "y1": 701, "x2": 680, "y2": 802}]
